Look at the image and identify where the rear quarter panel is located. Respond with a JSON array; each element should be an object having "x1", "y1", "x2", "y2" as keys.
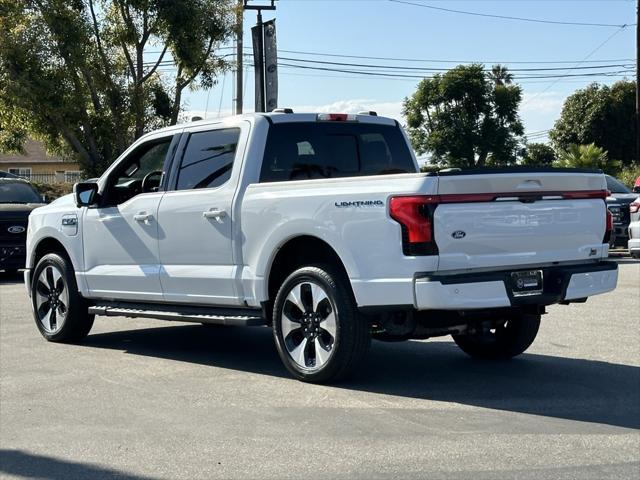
[{"x1": 240, "y1": 173, "x2": 438, "y2": 307}]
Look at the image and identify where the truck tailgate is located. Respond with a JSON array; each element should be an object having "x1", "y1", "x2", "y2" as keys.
[{"x1": 433, "y1": 171, "x2": 608, "y2": 272}]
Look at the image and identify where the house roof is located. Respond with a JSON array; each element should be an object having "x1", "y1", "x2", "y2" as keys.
[{"x1": 0, "y1": 139, "x2": 70, "y2": 164}]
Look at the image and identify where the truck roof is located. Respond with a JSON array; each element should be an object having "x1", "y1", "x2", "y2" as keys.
[{"x1": 143, "y1": 112, "x2": 398, "y2": 139}]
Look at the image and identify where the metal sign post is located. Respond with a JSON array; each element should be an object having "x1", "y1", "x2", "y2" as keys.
[
  {"x1": 263, "y1": 19, "x2": 278, "y2": 112},
  {"x1": 245, "y1": 1, "x2": 277, "y2": 113}
]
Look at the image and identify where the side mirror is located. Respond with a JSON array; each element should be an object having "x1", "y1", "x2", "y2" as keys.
[{"x1": 73, "y1": 182, "x2": 99, "y2": 207}]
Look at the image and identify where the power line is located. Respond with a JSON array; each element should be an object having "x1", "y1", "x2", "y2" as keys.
[
  {"x1": 276, "y1": 48, "x2": 634, "y2": 65},
  {"x1": 524, "y1": 24, "x2": 631, "y2": 105},
  {"x1": 388, "y1": 0, "x2": 636, "y2": 28},
  {"x1": 146, "y1": 47, "x2": 634, "y2": 65},
  {"x1": 277, "y1": 62, "x2": 633, "y2": 80},
  {"x1": 145, "y1": 54, "x2": 633, "y2": 73},
  {"x1": 277, "y1": 56, "x2": 633, "y2": 72}
]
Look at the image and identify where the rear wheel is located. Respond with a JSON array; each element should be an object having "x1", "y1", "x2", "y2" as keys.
[
  {"x1": 31, "y1": 253, "x2": 94, "y2": 342},
  {"x1": 272, "y1": 265, "x2": 370, "y2": 383},
  {"x1": 452, "y1": 313, "x2": 540, "y2": 359}
]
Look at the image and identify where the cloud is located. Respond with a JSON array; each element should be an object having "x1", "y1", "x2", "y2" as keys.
[
  {"x1": 182, "y1": 93, "x2": 565, "y2": 138},
  {"x1": 520, "y1": 91, "x2": 566, "y2": 138},
  {"x1": 521, "y1": 91, "x2": 565, "y2": 115},
  {"x1": 183, "y1": 99, "x2": 406, "y2": 122},
  {"x1": 291, "y1": 99, "x2": 405, "y2": 121}
]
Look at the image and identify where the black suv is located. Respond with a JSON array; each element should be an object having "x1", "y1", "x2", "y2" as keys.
[
  {"x1": 0, "y1": 177, "x2": 45, "y2": 276},
  {"x1": 605, "y1": 175, "x2": 639, "y2": 248}
]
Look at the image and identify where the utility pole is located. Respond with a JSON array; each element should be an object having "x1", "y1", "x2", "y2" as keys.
[
  {"x1": 636, "y1": 0, "x2": 639, "y2": 164},
  {"x1": 235, "y1": 0, "x2": 243, "y2": 115}
]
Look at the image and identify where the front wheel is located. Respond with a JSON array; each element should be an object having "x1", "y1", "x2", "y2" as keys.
[
  {"x1": 452, "y1": 313, "x2": 541, "y2": 359},
  {"x1": 272, "y1": 265, "x2": 370, "y2": 383},
  {"x1": 31, "y1": 253, "x2": 94, "y2": 343}
]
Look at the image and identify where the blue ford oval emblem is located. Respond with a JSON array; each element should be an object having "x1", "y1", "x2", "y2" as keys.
[
  {"x1": 452, "y1": 230, "x2": 466, "y2": 239},
  {"x1": 8, "y1": 226, "x2": 25, "y2": 234}
]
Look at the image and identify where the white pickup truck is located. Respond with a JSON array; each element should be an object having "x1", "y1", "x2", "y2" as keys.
[{"x1": 25, "y1": 112, "x2": 618, "y2": 382}]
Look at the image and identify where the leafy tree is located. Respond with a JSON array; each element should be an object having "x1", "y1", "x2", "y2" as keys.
[
  {"x1": 522, "y1": 142, "x2": 555, "y2": 167},
  {"x1": 550, "y1": 81, "x2": 636, "y2": 167},
  {"x1": 555, "y1": 143, "x2": 620, "y2": 174},
  {"x1": 403, "y1": 64, "x2": 524, "y2": 168},
  {"x1": 0, "y1": 0, "x2": 236, "y2": 176}
]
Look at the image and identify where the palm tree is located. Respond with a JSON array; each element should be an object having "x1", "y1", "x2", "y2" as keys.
[
  {"x1": 488, "y1": 64, "x2": 514, "y2": 86},
  {"x1": 556, "y1": 143, "x2": 620, "y2": 173}
]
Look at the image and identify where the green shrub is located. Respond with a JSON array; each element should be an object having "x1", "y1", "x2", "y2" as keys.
[
  {"x1": 31, "y1": 181, "x2": 74, "y2": 201},
  {"x1": 617, "y1": 164, "x2": 640, "y2": 188}
]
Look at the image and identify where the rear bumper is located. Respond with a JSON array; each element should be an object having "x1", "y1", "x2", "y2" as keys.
[{"x1": 414, "y1": 261, "x2": 618, "y2": 310}]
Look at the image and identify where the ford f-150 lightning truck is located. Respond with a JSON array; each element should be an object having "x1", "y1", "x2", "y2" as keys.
[{"x1": 24, "y1": 112, "x2": 618, "y2": 382}]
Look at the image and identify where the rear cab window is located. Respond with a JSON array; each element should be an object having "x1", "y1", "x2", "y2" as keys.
[{"x1": 260, "y1": 122, "x2": 416, "y2": 183}]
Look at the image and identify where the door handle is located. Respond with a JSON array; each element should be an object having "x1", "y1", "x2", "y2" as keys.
[
  {"x1": 203, "y1": 208, "x2": 227, "y2": 221},
  {"x1": 134, "y1": 212, "x2": 153, "y2": 223}
]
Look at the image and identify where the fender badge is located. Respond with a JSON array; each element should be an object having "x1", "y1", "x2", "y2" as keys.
[{"x1": 451, "y1": 230, "x2": 466, "y2": 239}]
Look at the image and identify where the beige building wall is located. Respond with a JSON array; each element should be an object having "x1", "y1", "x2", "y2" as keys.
[{"x1": 0, "y1": 139, "x2": 80, "y2": 182}]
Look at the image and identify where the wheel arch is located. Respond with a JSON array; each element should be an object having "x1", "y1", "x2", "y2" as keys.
[
  {"x1": 30, "y1": 236, "x2": 75, "y2": 276},
  {"x1": 266, "y1": 235, "x2": 353, "y2": 306}
]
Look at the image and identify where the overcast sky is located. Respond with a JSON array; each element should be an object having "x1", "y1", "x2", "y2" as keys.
[{"x1": 179, "y1": 0, "x2": 637, "y2": 142}]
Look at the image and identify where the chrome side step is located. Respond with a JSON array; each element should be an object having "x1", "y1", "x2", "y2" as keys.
[{"x1": 88, "y1": 303, "x2": 266, "y2": 327}]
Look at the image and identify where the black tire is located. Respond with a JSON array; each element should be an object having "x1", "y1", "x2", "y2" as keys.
[
  {"x1": 31, "y1": 253, "x2": 94, "y2": 343},
  {"x1": 452, "y1": 313, "x2": 540, "y2": 360},
  {"x1": 272, "y1": 265, "x2": 370, "y2": 383}
]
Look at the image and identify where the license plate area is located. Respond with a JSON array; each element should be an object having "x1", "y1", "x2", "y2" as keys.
[{"x1": 509, "y1": 270, "x2": 544, "y2": 297}]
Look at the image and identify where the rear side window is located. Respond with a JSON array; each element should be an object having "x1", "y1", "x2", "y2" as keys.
[
  {"x1": 260, "y1": 122, "x2": 416, "y2": 182},
  {"x1": 605, "y1": 175, "x2": 631, "y2": 194},
  {"x1": 176, "y1": 128, "x2": 240, "y2": 190}
]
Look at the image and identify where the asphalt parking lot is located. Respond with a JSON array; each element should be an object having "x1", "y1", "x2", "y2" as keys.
[{"x1": 1, "y1": 257, "x2": 638, "y2": 480}]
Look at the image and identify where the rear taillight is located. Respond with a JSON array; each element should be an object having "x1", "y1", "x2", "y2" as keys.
[
  {"x1": 630, "y1": 200, "x2": 640, "y2": 214},
  {"x1": 389, "y1": 196, "x2": 438, "y2": 256},
  {"x1": 604, "y1": 208, "x2": 613, "y2": 244}
]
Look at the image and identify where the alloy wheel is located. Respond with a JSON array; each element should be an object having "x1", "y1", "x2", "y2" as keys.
[
  {"x1": 280, "y1": 281, "x2": 337, "y2": 371},
  {"x1": 35, "y1": 264, "x2": 69, "y2": 334}
]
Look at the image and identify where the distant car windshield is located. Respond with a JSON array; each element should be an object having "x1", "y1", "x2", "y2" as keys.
[
  {"x1": 0, "y1": 181, "x2": 42, "y2": 203},
  {"x1": 605, "y1": 175, "x2": 631, "y2": 194}
]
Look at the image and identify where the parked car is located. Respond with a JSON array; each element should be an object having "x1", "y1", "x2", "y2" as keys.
[
  {"x1": 24, "y1": 112, "x2": 618, "y2": 382},
  {"x1": 0, "y1": 170, "x2": 21, "y2": 179},
  {"x1": 627, "y1": 198, "x2": 640, "y2": 259},
  {"x1": 633, "y1": 176, "x2": 640, "y2": 194},
  {"x1": 1, "y1": 178, "x2": 46, "y2": 275},
  {"x1": 605, "y1": 175, "x2": 639, "y2": 248}
]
